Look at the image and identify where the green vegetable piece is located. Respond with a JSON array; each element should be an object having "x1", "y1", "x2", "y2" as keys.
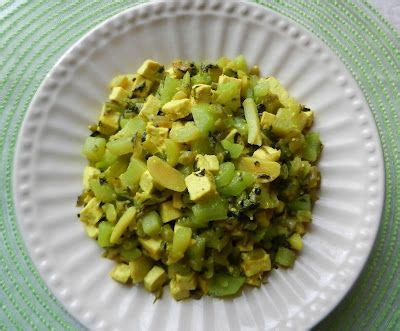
[
  {"x1": 141, "y1": 211, "x2": 162, "y2": 237},
  {"x1": 220, "y1": 171, "x2": 254, "y2": 197},
  {"x1": 302, "y1": 132, "x2": 322, "y2": 162},
  {"x1": 288, "y1": 194, "x2": 311, "y2": 212},
  {"x1": 187, "y1": 237, "x2": 206, "y2": 271},
  {"x1": 208, "y1": 273, "x2": 245, "y2": 297},
  {"x1": 215, "y1": 162, "x2": 235, "y2": 188},
  {"x1": 168, "y1": 226, "x2": 192, "y2": 264},
  {"x1": 107, "y1": 137, "x2": 134, "y2": 156},
  {"x1": 215, "y1": 76, "x2": 242, "y2": 111},
  {"x1": 165, "y1": 138, "x2": 182, "y2": 167},
  {"x1": 110, "y1": 207, "x2": 137, "y2": 244},
  {"x1": 102, "y1": 203, "x2": 117, "y2": 223},
  {"x1": 275, "y1": 247, "x2": 296, "y2": 268},
  {"x1": 243, "y1": 98, "x2": 262, "y2": 146},
  {"x1": 83, "y1": 136, "x2": 106, "y2": 162},
  {"x1": 169, "y1": 121, "x2": 202, "y2": 143},
  {"x1": 158, "y1": 76, "x2": 182, "y2": 105},
  {"x1": 232, "y1": 117, "x2": 248, "y2": 136},
  {"x1": 95, "y1": 149, "x2": 118, "y2": 170},
  {"x1": 119, "y1": 158, "x2": 147, "y2": 189},
  {"x1": 288, "y1": 233, "x2": 303, "y2": 251},
  {"x1": 120, "y1": 247, "x2": 142, "y2": 261},
  {"x1": 191, "y1": 72, "x2": 212, "y2": 85},
  {"x1": 129, "y1": 255, "x2": 154, "y2": 283},
  {"x1": 89, "y1": 178, "x2": 116, "y2": 203},
  {"x1": 98, "y1": 222, "x2": 114, "y2": 248},
  {"x1": 111, "y1": 116, "x2": 146, "y2": 140},
  {"x1": 192, "y1": 195, "x2": 228, "y2": 224},
  {"x1": 221, "y1": 139, "x2": 244, "y2": 159},
  {"x1": 192, "y1": 103, "x2": 218, "y2": 135}
]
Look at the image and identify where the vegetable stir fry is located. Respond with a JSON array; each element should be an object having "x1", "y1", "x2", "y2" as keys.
[{"x1": 77, "y1": 56, "x2": 322, "y2": 300}]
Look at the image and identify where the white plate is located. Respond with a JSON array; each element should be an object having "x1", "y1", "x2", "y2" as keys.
[{"x1": 13, "y1": 1, "x2": 384, "y2": 330}]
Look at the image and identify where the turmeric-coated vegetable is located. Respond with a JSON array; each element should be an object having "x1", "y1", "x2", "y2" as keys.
[{"x1": 77, "y1": 56, "x2": 321, "y2": 300}]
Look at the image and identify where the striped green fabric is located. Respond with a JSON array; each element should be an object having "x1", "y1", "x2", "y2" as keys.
[{"x1": 0, "y1": 1, "x2": 399, "y2": 329}]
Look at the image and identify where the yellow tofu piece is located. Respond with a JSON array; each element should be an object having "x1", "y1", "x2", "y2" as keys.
[
  {"x1": 130, "y1": 74, "x2": 153, "y2": 98},
  {"x1": 108, "y1": 74, "x2": 134, "y2": 90},
  {"x1": 241, "y1": 249, "x2": 271, "y2": 277},
  {"x1": 162, "y1": 99, "x2": 191, "y2": 120},
  {"x1": 218, "y1": 74, "x2": 241, "y2": 85},
  {"x1": 79, "y1": 197, "x2": 103, "y2": 225},
  {"x1": 110, "y1": 263, "x2": 131, "y2": 283},
  {"x1": 139, "y1": 95, "x2": 161, "y2": 121},
  {"x1": 195, "y1": 154, "x2": 220, "y2": 173},
  {"x1": 83, "y1": 166, "x2": 100, "y2": 190},
  {"x1": 252, "y1": 146, "x2": 281, "y2": 162},
  {"x1": 184, "y1": 170, "x2": 217, "y2": 201},
  {"x1": 109, "y1": 87, "x2": 129, "y2": 105},
  {"x1": 160, "y1": 201, "x2": 182, "y2": 223},
  {"x1": 137, "y1": 60, "x2": 164, "y2": 80},
  {"x1": 144, "y1": 266, "x2": 168, "y2": 292},
  {"x1": 84, "y1": 224, "x2": 98, "y2": 238},
  {"x1": 172, "y1": 90, "x2": 189, "y2": 100},
  {"x1": 139, "y1": 170, "x2": 156, "y2": 193},
  {"x1": 97, "y1": 104, "x2": 120, "y2": 135},
  {"x1": 139, "y1": 237, "x2": 162, "y2": 260},
  {"x1": 145, "y1": 122, "x2": 169, "y2": 150},
  {"x1": 169, "y1": 273, "x2": 197, "y2": 300},
  {"x1": 169, "y1": 279, "x2": 190, "y2": 300},
  {"x1": 191, "y1": 84, "x2": 212, "y2": 103},
  {"x1": 303, "y1": 110, "x2": 314, "y2": 127},
  {"x1": 260, "y1": 112, "x2": 276, "y2": 129}
]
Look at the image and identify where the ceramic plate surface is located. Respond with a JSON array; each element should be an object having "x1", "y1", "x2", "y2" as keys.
[{"x1": 13, "y1": 1, "x2": 384, "y2": 330}]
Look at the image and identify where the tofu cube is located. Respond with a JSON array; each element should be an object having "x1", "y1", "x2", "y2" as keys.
[
  {"x1": 139, "y1": 94, "x2": 161, "y2": 120},
  {"x1": 139, "y1": 237, "x2": 162, "y2": 260},
  {"x1": 184, "y1": 170, "x2": 216, "y2": 201},
  {"x1": 241, "y1": 248, "x2": 271, "y2": 277},
  {"x1": 137, "y1": 60, "x2": 164, "y2": 80},
  {"x1": 146, "y1": 122, "x2": 169, "y2": 150},
  {"x1": 110, "y1": 263, "x2": 131, "y2": 283},
  {"x1": 108, "y1": 74, "x2": 134, "y2": 89},
  {"x1": 191, "y1": 84, "x2": 212, "y2": 103},
  {"x1": 169, "y1": 278, "x2": 190, "y2": 300},
  {"x1": 162, "y1": 99, "x2": 191, "y2": 120},
  {"x1": 109, "y1": 87, "x2": 129, "y2": 105},
  {"x1": 97, "y1": 103, "x2": 120, "y2": 135},
  {"x1": 303, "y1": 110, "x2": 314, "y2": 127},
  {"x1": 83, "y1": 166, "x2": 100, "y2": 190},
  {"x1": 160, "y1": 201, "x2": 182, "y2": 223},
  {"x1": 144, "y1": 266, "x2": 168, "y2": 292},
  {"x1": 79, "y1": 197, "x2": 103, "y2": 225},
  {"x1": 131, "y1": 74, "x2": 153, "y2": 98},
  {"x1": 195, "y1": 154, "x2": 219, "y2": 173},
  {"x1": 260, "y1": 111, "x2": 276, "y2": 129},
  {"x1": 252, "y1": 146, "x2": 281, "y2": 161},
  {"x1": 218, "y1": 74, "x2": 241, "y2": 85},
  {"x1": 139, "y1": 170, "x2": 156, "y2": 193}
]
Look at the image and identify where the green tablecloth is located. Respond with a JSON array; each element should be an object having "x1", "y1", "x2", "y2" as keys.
[{"x1": 0, "y1": 1, "x2": 399, "y2": 329}]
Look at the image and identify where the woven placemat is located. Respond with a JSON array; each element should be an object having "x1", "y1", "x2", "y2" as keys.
[{"x1": 0, "y1": 1, "x2": 399, "y2": 329}]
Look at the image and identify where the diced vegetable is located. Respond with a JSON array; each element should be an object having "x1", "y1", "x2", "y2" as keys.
[
  {"x1": 147, "y1": 156, "x2": 186, "y2": 192},
  {"x1": 77, "y1": 57, "x2": 321, "y2": 301},
  {"x1": 275, "y1": 247, "x2": 296, "y2": 268},
  {"x1": 208, "y1": 273, "x2": 246, "y2": 297}
]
